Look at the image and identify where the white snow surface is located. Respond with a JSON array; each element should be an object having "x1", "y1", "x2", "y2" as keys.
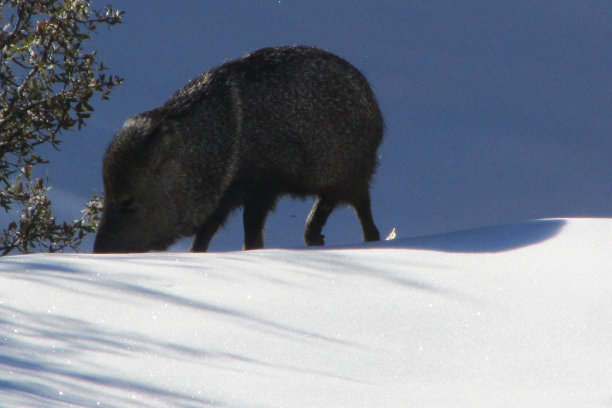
[{"x1": 1, "y1": 218, "x2": 611, "y2": 407}]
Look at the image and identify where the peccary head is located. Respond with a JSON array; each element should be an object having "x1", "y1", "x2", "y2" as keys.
[{"x1": 93, "y1": 115, "x2": 208, "y2": 253}]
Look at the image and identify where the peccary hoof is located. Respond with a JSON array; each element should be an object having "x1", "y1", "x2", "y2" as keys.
[{"x1": 305, "y1": 233, "x2": 325, "y2": 246}]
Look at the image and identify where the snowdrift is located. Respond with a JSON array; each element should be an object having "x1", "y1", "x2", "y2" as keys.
[{"x1": 1, "y1": 218, "x2": 611, "y2": 407}]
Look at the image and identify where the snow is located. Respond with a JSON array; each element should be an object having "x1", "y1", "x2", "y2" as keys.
[{"x1": 1, "y1": 218, "x2": 611, "y2": 407}]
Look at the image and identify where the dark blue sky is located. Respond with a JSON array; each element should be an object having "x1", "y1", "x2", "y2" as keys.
[{"x1": 42, "y1": 0, "x2": 612, "y2": 251}]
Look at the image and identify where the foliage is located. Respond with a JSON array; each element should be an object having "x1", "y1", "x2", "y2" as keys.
[{"x1": 0, "y1": 0, "x2": 122, "y2": 255}]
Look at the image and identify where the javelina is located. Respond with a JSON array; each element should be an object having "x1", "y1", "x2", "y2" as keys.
[{"x1": 93, "y1": 45, "x2": 383, "y2": 253}]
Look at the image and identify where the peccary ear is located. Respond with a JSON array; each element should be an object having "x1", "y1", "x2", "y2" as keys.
[{"x1": 145, "y1": 119, "x2": 178, "y2": 170}]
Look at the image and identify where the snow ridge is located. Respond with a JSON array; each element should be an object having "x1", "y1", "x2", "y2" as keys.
[{"x1": 1, "y1": 218, "x2": 611, "y2": 407}]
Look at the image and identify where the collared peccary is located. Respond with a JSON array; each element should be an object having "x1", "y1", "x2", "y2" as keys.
[{"x1": 93, "y1": 45, "x2": 383, "y2": 253}]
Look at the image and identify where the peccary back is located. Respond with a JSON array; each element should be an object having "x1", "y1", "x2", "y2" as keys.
[{"x1": 93, "y1": 45, "x2": 383, "y2": 253}]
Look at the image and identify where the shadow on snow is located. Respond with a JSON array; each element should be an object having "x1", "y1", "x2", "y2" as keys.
[{"x1": 368, "y1": 219, "x2": 567, "y2": 253}]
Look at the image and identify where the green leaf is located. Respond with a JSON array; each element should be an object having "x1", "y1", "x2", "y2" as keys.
[{"x1": 0, "y1": 0, "x2": 124, "y2": 256}]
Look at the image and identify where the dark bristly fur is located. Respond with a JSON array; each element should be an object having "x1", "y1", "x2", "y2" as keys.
[{"x1": 93, "y1": 45, "x2": 383, "y2": 253}]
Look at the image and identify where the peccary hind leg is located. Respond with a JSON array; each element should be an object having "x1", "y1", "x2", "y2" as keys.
[
  {"x1": 305, "y1": 191, "x2": 380, "y2": 246},
  {"x1": 350, "y1": 191, "x2": 380, "y2": 242},
  {"x1": 304, "y1": 196, "x2": 338, "y2": 246}
]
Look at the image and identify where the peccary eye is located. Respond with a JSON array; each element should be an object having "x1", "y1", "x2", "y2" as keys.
[{"x1": 119, "y1": 198, "x2": 137, "y2": 213}]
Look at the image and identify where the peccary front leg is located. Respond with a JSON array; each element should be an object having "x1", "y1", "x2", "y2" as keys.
[
  {"x1": 243, "y1": 195, "x2": 276, "y2": 250},
  {"x1": 190, "y1": 223, "x2": 218, "y2": 252},
  {"x1": 304, "y1": 196, "x2": 338, "y2": 246},
  {"x1": 191, "y1": 206, "x2": 233, "y2": 252}
]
